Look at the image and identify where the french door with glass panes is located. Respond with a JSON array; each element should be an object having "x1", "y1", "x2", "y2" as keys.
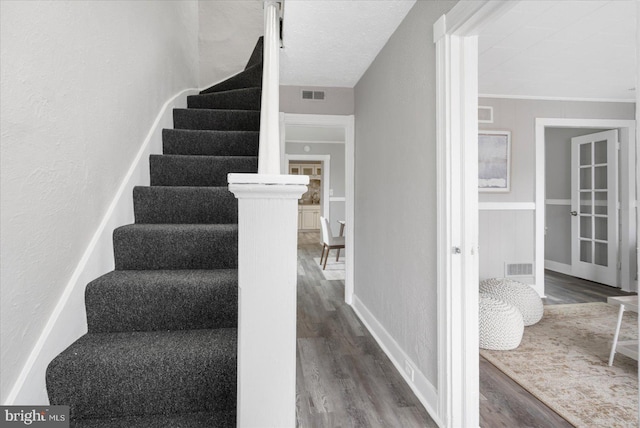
[{"x1": 570, "y1": 130, "x2": 619, "y2": 287}]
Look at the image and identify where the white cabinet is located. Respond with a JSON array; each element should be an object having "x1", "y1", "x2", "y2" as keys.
[
  {"x1": 289, "y1": 163, "x2": 321, "y2": 178},
  {"x1": 298, "y1": 205, "x2": 320, "y2": 230}
]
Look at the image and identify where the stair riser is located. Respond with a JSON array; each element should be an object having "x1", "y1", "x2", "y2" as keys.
[
  {"x1": 187, "y1": 90, "x2": 261, "y2": 110},
  {"x1": 86, "y1": 273, "x2": 238, "y2": 333},
  {"x1": 149, "y1": 155, "x2": 257, "y2": 187},
  {"x1": 134, "y1": 187, "x2": 237, "y2": 224},
  {"x1": 113, "y1": 226, "x2": 237, "y2": 270},
  {"x1": 173, "y1": 109, "x2": 259, "y2": 131},
  {"x1": 162, "y1": 129, "x2": 259, "y2": 156}
]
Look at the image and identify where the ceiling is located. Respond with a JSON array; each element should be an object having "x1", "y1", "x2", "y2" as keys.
[
  {"x1": 280, "y1": 0, "x2": 415, "y2": 87},
  {"x1": 478, "y1": 0, "x2": 637, "y2": 101}
]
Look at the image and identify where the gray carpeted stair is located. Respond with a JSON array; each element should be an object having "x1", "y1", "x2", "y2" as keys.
[
  {"x1": 162, "y1": 129, "x2": 258, "y2": 156},
  {"x1": 245, "y1": 36, "x2": 263, "y2": 70},
  {"x1": 68, "y1": 411, "x2": 236, "y2": 428},
  {"x1": 149, "y1": 155, "x2": 257, "y2": 187},
  {"x1": 199, "y1": 62, "x2": 262, "y2": 95},
  {"x1": 173, "y1": 108, "x2": 260, "y2": 131},
  {"x1": 134, "y1": 186, "x2": 237, "y2": 224},
  {"x1": 188, "y1": 87, "x2": 261, "y2": 110},
  {"x1": 113, "y1": 224, "x2": 238, "y2": 270},
  {"x1": 86, "y1": 270, "x2": 237, "y2": 333},
  {"x1": 46, "y1": 36, "x2": 264, "y2": 426},
  {"x1": 47, "y1": 329, "x2": 237, "y2": 419}
]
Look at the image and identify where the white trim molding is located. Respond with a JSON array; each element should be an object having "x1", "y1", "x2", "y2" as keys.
[
  {"x1": 434, "y1": 2, "x2": 518, "y2": 426},
  {"x1": 479, "y1": 93, "x2": 637, "y2": 104},
  {"x1": 478, "y1": 202, "x2": 535, "y2": 211},
  {"x1": 545, "y1": 199, "x2": 571, "y2": 206},
  {"x1": 544, "y1": 260, "x2": 572, "y2": 276},
  {"x1": 352, "y1": 296, "x2": 441, "y2": 427}
]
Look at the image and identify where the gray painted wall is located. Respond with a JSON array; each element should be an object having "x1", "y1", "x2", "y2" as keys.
[
  {"x1": 354, "y1": 0, "x2": 457, "y2": 386},
  {"x1": 286, "y1": 142, "x2": 346, "y2": 235},
  {"x1": 280, "y1": 85, "x2": 354, "y2": 115},
  {"x1": 478, "y1": 97, "x2": 635, "y2": 280},
  {"x1": 544, "y1": 128, "x2": 608, "y2": 265}
]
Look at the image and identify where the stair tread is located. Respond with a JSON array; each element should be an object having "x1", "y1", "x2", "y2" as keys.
[
  {"x1": 47, "y1": 329, "x2": 237, "y2": 419},
  {"x1": 72, "y1": 410, "x2": 235, "y2": 428},
  {"x1": 86, "y1": 269, "x2": 237, "y2": 333}
]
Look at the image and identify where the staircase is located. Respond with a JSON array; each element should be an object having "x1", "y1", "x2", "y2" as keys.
[{"x1": 46, "y1": 37, "x2": 264, "y2": 427}]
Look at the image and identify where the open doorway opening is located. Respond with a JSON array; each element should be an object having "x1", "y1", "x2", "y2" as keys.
[{"x1": 280, "y1": 113, "x2": 355, "y2": 303}]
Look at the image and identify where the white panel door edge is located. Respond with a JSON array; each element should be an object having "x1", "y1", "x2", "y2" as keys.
[{"x1": 570, "y1": 130, "x2": 619, "y2": 287}]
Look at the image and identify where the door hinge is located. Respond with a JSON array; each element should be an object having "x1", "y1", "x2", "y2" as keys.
[
  {"x1": 617, "y1": 261, "x2": 622, "y2": 270},
  {"x1": 617, "y1": 142, "x2": 621, "y2": 150}
]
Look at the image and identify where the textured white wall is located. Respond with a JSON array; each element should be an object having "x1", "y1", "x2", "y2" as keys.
[
  {"x1": 0, "y1": 0, "x2": 199, "y2": 403},
  {"x1": 478, "y1": 98, "x2": 635, "y2": 281},
  {"x1": 199, "y1": 0, "x2": 263, "y2": 88},
  {"x1": 353, "y1": 0, "x2": 457, "y2": 386}
]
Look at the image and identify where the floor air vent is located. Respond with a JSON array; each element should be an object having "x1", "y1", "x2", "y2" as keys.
[
  {"x1": 505, "y1": 262, "x2": 534, "y2": 277},
  {"x1": 302, "y1": 90, "x2": 325, "y2": 100}
]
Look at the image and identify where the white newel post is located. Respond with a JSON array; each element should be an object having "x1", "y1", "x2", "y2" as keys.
[{"x1": 229, "y1": 173, "x2": 309, "y2": 428}]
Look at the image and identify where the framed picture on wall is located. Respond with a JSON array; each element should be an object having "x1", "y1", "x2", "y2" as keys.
[{"x1": 478, "y1": 130, "x2": 511, "y2": 192}]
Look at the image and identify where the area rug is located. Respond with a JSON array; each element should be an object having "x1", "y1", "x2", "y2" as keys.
[
  {"x1": 481, "y1": 302, "x2": 638, "y2": 428},
  {"x1": 313, "y1": 257, "x2": 345, "y2": 280}
]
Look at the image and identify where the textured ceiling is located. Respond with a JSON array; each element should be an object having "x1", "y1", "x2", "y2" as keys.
[
  {"x1": 281, "y1": 0, "x2": 416, "y2": 87},
  {"x1": 479, "y1": 0, "x2": 637, "y2": 101}
]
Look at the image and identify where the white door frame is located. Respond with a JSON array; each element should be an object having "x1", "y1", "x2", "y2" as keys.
[
  {"x1": 280, "y1": 113, "x2": 355, "y2": 305},
  {"x1": 437, "y1": 1, "x2": 640, "y2": 426},
  {"x1": 536, "y1": 119, "x2": 637, "y2": 293},
  {"x1": 434, "y1": 1, "x2": 518, "y2": 426}
]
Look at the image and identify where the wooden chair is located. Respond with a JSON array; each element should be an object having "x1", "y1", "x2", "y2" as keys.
[{"x1": 319, "y1": 216, "x2": 345, "y2": 270}]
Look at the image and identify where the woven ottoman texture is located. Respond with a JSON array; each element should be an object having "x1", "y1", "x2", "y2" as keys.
[
  {"x1": 480, "y1": 278, "x2": 543, "y2": 326},
  {"x1": 479, "y1": 295, "x2": 524, "y2": 351}
]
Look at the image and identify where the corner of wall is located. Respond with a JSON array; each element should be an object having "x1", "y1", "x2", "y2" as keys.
[{"x1": 351, "y1": 295, "x2": 443, "y2": 427}]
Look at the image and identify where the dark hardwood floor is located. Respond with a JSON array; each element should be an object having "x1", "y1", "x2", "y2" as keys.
[
  {"x1": 296, "y1": 232, "x2": 637, "y2": 427},
  {"x1": 296, "y1": 231, "x2": 438, "y2": 427},
  {"x1": 479, "y1": 269, "x2": 637, "y2": 428}
]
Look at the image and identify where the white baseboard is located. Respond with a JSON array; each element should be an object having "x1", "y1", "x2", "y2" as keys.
[
  {"x1": 351, "y1": 295, "x2": 442, "y2": 427},
  {"x1": 544, "y1": 260, "x2": 572, "y2": 276},
  {"x1": 4, "y1": 88, "x2": 199, "y2": 405}
]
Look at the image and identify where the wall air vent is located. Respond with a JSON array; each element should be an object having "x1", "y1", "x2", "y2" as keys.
[
  {"x1": 504, "y1": 262, "x2": 534, "y2": 277},
  {"x1": 301, "y1": 90, "x2": 325, "y2": 101}
]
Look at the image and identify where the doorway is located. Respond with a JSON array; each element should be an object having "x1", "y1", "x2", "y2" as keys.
[
  {"x1": 435, "y1": 2, "x2": 639, "y2": 426},
  {"x1": 537, "y1": 119, "x2": 637, "y2": 292},
  {"x1": 280, "y1": 113, "x2": 355, "y2": 304}
]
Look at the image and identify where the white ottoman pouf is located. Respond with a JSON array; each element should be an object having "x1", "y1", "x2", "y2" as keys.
[
  {"x1": 479, "y1": 295, "x2": 524, "y2": 350},
  {"x1": 480, "y1": 278, "x2": 543, "y2": 326}
]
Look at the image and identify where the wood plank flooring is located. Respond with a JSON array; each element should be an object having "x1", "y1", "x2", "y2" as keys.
[
  {"x1": 296, "y1": 231, "x2": 437, "y2": 427},
  {"x1": 296, "y1": 232, "x2": 637, "y2": 427}
]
